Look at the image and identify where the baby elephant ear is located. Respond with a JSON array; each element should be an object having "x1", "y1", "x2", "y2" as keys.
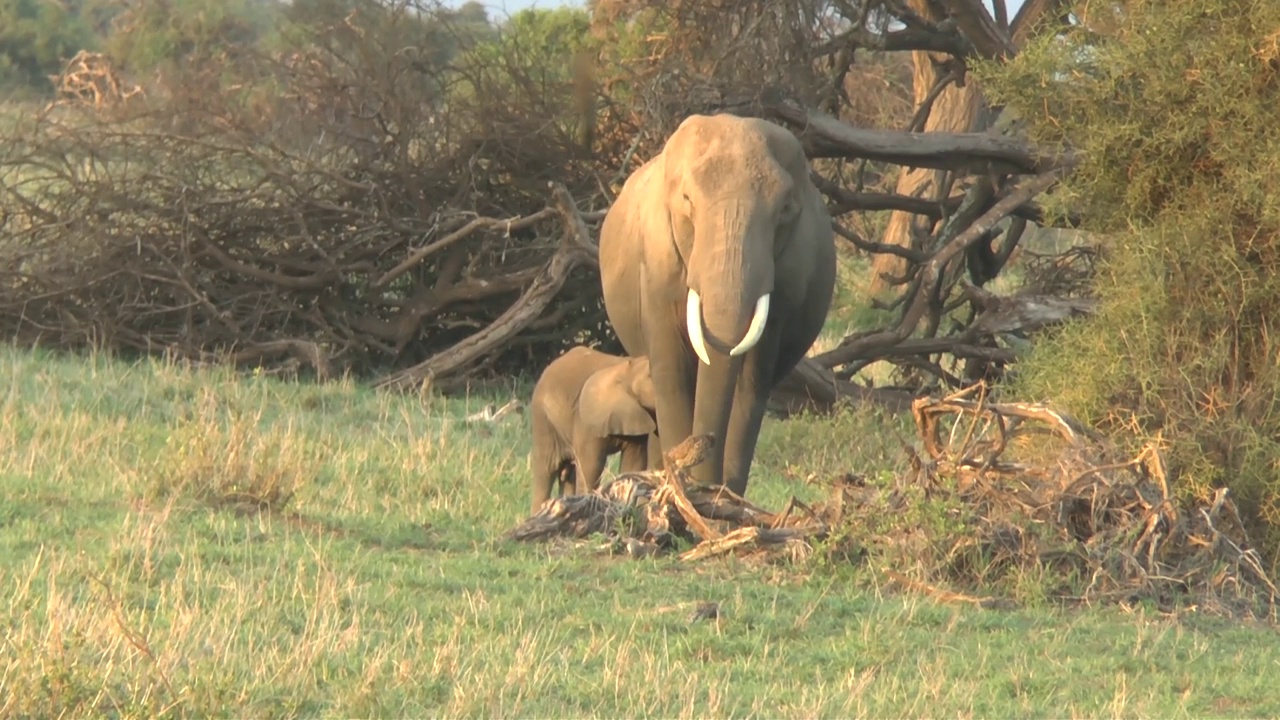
[{"x1": 579, "y1": 366, "x2": 657, "y2": 437}]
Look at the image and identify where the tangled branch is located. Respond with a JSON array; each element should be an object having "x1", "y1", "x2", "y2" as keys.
[
  {"x1": 504, "y1": 382, "x2": 1276, "y2": 617},
  {"x1": 1, "y1": 0, "x2": 1094, "y2": 397}
]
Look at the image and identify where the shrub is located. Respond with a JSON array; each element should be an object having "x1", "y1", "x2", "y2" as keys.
[{"x1": 979, "y1": 0, "x2": 1280, "y2": 564}]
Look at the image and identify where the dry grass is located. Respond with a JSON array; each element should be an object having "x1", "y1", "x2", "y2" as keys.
[
  {"x1": 2, "y1": 345, "x2": 1280, "y2": 717},
  {"x1": 149, "y1": 390, "x2": 313, "y2": 511}
]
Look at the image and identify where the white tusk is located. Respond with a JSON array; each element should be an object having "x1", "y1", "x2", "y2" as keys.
[
  {"x1": 729, "y1": 293, "x2": 771, "y2": 357},
  {"x1": 686, "y1": 289, "x2": 712, "y2": 366}
]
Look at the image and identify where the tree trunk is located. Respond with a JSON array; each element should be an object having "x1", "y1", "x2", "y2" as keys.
[
  {"x1": 868, "y1": 0, "x2": 986, "y2": 296},
  {"x1": 868, "y1": 0, "x2": 1072, "y2": 296}
]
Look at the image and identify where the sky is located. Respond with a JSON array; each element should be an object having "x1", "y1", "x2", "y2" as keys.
[
  {"x1": 452, "y1": 0, "x2": 583, "y2": 18},
  {"x1": 449, "y1": 0, "x2": 1030, "y2": 21}
]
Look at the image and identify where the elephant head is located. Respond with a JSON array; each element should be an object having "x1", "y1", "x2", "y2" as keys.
[
  {"x1": 597, "y1": 114, "x2": 836, "y2": 496},
  {"x1": 577, "y1": 355, "x2": 656, "y2": 438},
  {"x1": 659, "y1": 116, "x2": 816, "y2": 364}
]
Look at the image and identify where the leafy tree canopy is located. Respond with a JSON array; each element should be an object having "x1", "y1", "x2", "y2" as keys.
[{"x1": 0, "y1": 0, "x2": 99, "y2": 93}]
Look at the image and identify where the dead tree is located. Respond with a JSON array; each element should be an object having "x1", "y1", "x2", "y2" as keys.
[{"x1": 617, "y1": 0, "x2": 1089, "y2": 401}]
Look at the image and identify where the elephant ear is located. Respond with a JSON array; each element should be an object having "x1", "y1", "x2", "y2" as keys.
[
  {"x1": 765, "y1": 124, "x2": 833, "y2": 309},
  {"x1": 578, "y1": 367, "x2": 657, "y2": 438}
]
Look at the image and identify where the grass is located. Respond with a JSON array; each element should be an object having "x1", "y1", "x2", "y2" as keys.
[{"x1": 3, "y1": 344, "x2": 1280, "y2": 718}]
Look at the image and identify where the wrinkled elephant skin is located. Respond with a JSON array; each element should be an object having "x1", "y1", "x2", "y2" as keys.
[
  {"x1": 528, "y1": 346, "x2": 657, "y2": 513},
  {"x1": 598, "y1": 114, "x2": 836, "y2": 496}
]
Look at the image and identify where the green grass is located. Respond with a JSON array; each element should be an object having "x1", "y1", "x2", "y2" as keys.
[{"x1": 3, "y1": 345, "x2": 1280, "y2": 718}]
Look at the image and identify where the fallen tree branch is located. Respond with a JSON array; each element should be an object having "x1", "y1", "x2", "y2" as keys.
[
  {"x1": 372, "y1": 208, "x2": 555, "y2": 290},
  {"x1": 769, "y1": 358, "x2": 915, "y2": 417},
  {"x1": 508, "y1": 434, "x2": 831, "y2": 562},
  {"x1": 373, "y1": 183, "x2": 597, "y2": 390},
  {"x1": 658, "y1": 434, "x2": 723, "y2": 541},
  {"x1": 224, "y1": 339, "x2": 332, "y2": 380},
  {"x1": 196, "y1": 232, "x2": 341, "y2": 291},
  {"x1": 962, "y1": 283, "x2": 1097, "y2": 337},
  {"x1": 717, "y1": 89, "x2": 1073, "y2": 175},
  {"x1": 814, "y1": 168, "x2": 1069, "y2": 370},
  {"x1": 504, "y1": 391, "x2": 1277, "y2": 618},
  {"x1": 866, "y1": 337, "x2": 1016, "y2": 362}
]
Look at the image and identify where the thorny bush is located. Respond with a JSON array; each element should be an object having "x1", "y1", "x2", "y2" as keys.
[
  {"x1": 981, "y1": 0, "x2": 1280, "y2": 567},
  {"x1": 0, "y1": 1, "x2": 625, "y2": 383}
]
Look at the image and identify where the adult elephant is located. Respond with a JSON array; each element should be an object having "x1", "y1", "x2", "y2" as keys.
[{"x1": 598, "y1": 113, "x2": 836, "y2": 496}]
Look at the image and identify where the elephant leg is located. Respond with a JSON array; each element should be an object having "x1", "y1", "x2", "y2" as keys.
[
  {"x1": 645, "y1": 431, "x2": 663, "y2": 468},
  {"x1": 645, "y1": 303, "x2": 699, "y2": 468},
  {"x1": 573, "y1": 442, "x2": 610, "y2": 496},
  {"x1": 689, "y1": 351, "x2": 744, "y2": 487},
  {"x1": 722, "y1": 327, "x2": 785, "y2": 496},
  {"x1": 555, "y1": 463, "x2": 575, "y2": 498},
  {"x1": 530, "y1": 412, "x2": 561, "y2": 514},
  {"x1": 619, "y1": 439, "x2": 648, "y2": 473}
]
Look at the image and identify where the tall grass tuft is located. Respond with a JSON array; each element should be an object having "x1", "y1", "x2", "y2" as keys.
[{"x1": 150, "y1": 389, "x2": 312, "y2": 512}]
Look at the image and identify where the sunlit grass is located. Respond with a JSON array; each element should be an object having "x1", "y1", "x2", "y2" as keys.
[{"x1": 2, "y1": 344, "x2": 1279, "y2": 717}]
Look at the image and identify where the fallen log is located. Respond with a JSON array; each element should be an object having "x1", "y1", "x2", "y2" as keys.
[{"x1": 768, "y1": 358, "x2": 915, "y2": 417}]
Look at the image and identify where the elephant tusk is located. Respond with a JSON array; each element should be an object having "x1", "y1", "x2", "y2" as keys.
[
  {"x1": 729, "y1": 293, "x2": 771, "y2": 357},
  {"x1": 686, "y1": 289, "x2": 713, "y2": 366}
]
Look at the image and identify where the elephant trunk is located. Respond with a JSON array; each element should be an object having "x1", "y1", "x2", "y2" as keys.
[{"x1": 685, "y1": 201, "x2": 774, "y2": 366}]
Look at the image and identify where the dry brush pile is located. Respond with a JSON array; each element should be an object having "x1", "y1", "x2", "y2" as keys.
[
  {"x1": 0, "y1": 7, "x2": 623, "y2": 388},
  {"x1": 509, "y1": 385, "x2": 1278, "y2": 619},
  {"x1": 0, "y1": 0, "x2": 1095, "y2": 401}
]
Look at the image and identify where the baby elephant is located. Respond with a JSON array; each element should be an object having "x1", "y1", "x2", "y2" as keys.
[{"x1": 529, "y1": 346, "x2": 657, "y2": 513}]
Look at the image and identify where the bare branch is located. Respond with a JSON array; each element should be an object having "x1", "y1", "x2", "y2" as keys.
[
  {"x1": 373, "y1": 183, "x2": 596, "y2": 390},
  {"x1": 993, "y1": 0, "x2": 1009, "y2": 32},
  {"x1": 815, "y1": 170, "x2": 1073, "y2": 227},
  {"x1": 724, "y1": 90, "x2": 1072, "y2": 174},
  {"x1": 906, "y1": 62, "x2": 966, "y2": 133},
  {"x1": 814, "y1": 168, "x2": 1070, "y2": 369},
  {"x1": 834, "y1": 223, "x2": 928, "y2": 262},
  {"x1": 935, "y1": 0, "x2": 1017, "y2": 59},
  {"x1": 372, "y1": 208, "x2": 555, "y2": 290},
  {"x1": 811, "y1": 25, "x2": 967, "y2": 58}
]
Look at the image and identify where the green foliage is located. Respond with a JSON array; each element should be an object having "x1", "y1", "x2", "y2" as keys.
[
  {"x1": 5, "y1": 345, "x2": 1280, "y2": 716},
  {"x1": 0, "y1": 0, "x2": 98, "y2": 93},
  {"x1": 0, "y1": 0, "x2": 500, "y2": 95},
  {"x1": 492, "y1": 6, "x2": 592, "y2": 57},
  {"x1": 454, "y1": 7, "x2": 596, "y2": 139},
  {"x1": 977, "y1": 0, "x2": 1280, "y2": 557},
  {"x1": 279, "y1": 0, "x2": 495, "y2": 65},
  {"x1": 582, "y1": 3, "x2": 675, "y2": 110},
  {"x1": 479, "y1": 7, "x2": 594, "y2": 92},
  {"x1": 105, "y1": 0, "x2": 281, "y2": 74}
]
